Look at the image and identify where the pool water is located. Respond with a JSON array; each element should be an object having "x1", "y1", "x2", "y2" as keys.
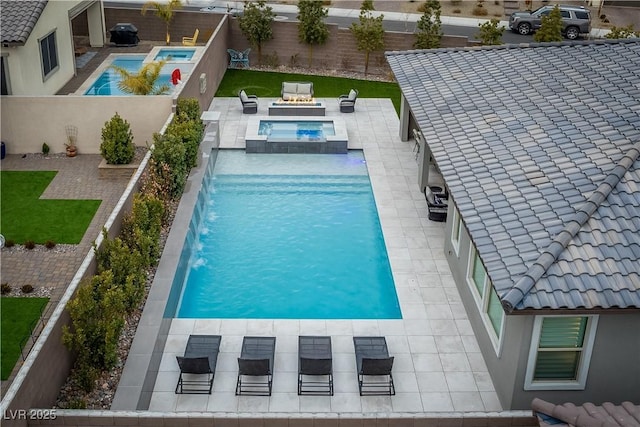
[
  {"x1": 154, "y1": 48, "x2": 196, "y2": 61},
  {"x1": 84, "y1": 55, "x2": 172, "y2": 96},
  {"x1": 258, "y1": 120, "x2": 336, "y2": 141},
  {"x1": 176, "y1": 151, "x2": 401, "y2": 319}
]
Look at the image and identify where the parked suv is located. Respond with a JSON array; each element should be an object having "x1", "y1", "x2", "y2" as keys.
[{"x1": 509, "y1": 4, "x2": 591, "y2": 40}]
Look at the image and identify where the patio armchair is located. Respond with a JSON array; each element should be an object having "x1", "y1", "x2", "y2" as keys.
[
  {"x1": 239, "y1": 89, "x2": 258, "y2": 114},
  {"x1": 175, "y1": 335, "x2": 221, "y2": 394},
  {"x1": 298, "y1": 336, "x2": 334, "y2": 396},
  {"x1": 339, "y1": 89, "x2": 359, "y2": 113},
  {"x1": 353, "y1": 336, "x2": 395, "y2": 396},
  {"x1": 236, "y1": 336, "x2": 276, "y2": 396},
  {"x1": 182, "y1": 29, "x2": 199, "y2": 46}
]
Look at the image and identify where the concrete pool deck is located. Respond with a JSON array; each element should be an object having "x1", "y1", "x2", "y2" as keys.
[{"x1": 146, "y1": 97, "x2": 504, "y2": 415}]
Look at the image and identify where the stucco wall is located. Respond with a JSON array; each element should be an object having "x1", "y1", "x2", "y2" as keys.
[{"x1": 0, "y1": 96, "x2": 173, "y2": 154}]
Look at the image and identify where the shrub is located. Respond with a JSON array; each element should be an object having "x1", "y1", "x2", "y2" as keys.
[
  {"x1": 289, "y1": 53, "x2": 300, "y2": 68},
  {"x1": 453, "y1": 8, "x2": 461, "y2": 13},
  {"x1": 24, "y1": 240, "x2": 35, "y2": 250},
  {"x1": 45, "y1": 240, "x2": 56, "y2": 249},
  {"x1": 263, "y1": 51, "x2": 280, "y2": 68},
  {"x1": 63, "y1": 271, "x2": 126, "y2": 391},
  {"x1": 100, "y1": 113, "x2": 135, "y2": 165},
  {"x1": 151, "y1": 132, "x2": 188, "y2": 199},
  {"x1": 605, "y1": 24, "x2": 638, "y2": 39},
  {"x1": 121, "y1": 193, "x2": 164, "y2": 269},
  {"x1": 21, "y1": 284, "x2": 34, "y2": 294},
  {"x1": 165, "y1": 112, "x2": 204, "y2": 169},
  {"x1": 451, "y1": 0, "x2": 461, "y2": 4},
  {"x1": 67, "y1": 398, "x2": 87, "y2": 409},
  {"x1": 175, "y1": 98, "x2": 201, "y2": 122},
  {"x1": 95, "y1": 231, "x2": 146, "y2": 313},
  {"x1": 472, "y1": 5, "x2": 488, "y2": 16},
  {"x1": 1, "y1": 283, "x2": 11, "y2": 295},
  {"x1": 494, "y1": 0, "x2": 500, "y2": 4},
  {"x1": 42, "y1": 143, "x2": 50, "y2": 156},
  {"x1": 139, "y1": 158, "x2": 173, "y2": 214},
  {"x1": 5, "y1": 239, "x2": 15, "y2": 248},
  {"x1": 477, "y1": 18, "x2": 505, "y2": 45}
]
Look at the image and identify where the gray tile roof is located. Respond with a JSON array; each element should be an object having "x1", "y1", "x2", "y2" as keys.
[
  {"x1": 386, "y1": 40, "x2": 640, "y2": 312},
  {"x1": 0, "y1": 0, "x2": 48, "y2": 45}
]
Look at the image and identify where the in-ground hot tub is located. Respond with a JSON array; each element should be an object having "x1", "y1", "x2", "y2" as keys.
[{"x1": 245, "y1": 116, "x2": 348, "y2": 154}]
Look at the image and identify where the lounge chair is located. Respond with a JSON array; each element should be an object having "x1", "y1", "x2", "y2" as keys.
[
  {"x1": 298, "y1": 336, "x2": 333, "y2": 396},
  {"x1": 175, "y1": 334, "x2": 221, "y2": 394},
  {"x1": 353, "y1": 336, "x2": 395, "y2": 396},
  {"x1": 236, "y1": 336, "x2": 276, "y2": 396},
  {"x1": 339, "y1": 89, "x2": 359, "y2": 113},
  {"x1": 182, "y1": 28, "x2": 199, "y2": 46},
  {"x1": 239, "y1": 89, "x2": 258, "y2": 114}
]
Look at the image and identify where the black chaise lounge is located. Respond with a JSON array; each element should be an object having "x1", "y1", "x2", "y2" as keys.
[
  {"x1": 239, "y1": 89, "x2": 258, "y2": 114},
  {"x1": 338, "y1": 89, "x2": 358, "y2": 113},
  {"x1": 353, "y1": 336, "x2": 395, "y2": 396},
  {"x1": 175, "y1": 335, "x2": 221, "y2": 394},
  {"x1": 236, "y1": 336, "x2": 276, "y2": 396},
  {"x1": 298, "y1": 336, "x2": 334, "y2": 396}
]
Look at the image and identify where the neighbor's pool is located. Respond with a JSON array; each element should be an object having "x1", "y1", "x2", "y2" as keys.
[
  {"x1": 84, "y1": 55, "x2": 172, "y2": 96},
  {"x1": 173, "y1": 151, "x2": 401, "y2": 319},
  {"x1": 154, "y1": 48, "x2": 196, "y2": 61},
  {"x1": 258, "y1": 120, "x2": 336, "y2": 141}
]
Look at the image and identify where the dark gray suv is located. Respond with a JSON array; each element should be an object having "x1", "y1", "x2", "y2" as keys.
[{"x1": 509, "y1": 4, "x2": 591, "y2": 40}]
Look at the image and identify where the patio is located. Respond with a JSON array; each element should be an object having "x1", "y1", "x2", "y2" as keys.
[{"x1": 146, "y1": 97, "x2": 503, "y2": 415}]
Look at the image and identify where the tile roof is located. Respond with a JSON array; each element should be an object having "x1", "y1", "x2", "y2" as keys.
[
  {"x1": 532, "y1": 398, "x2": 640, "y2": 427},
  {"x1": 386, "y1": 40, "x2": 640, "y2": 312},
  {"x1": 0, "y1": 0, "x2": 48, "y2": 45}
]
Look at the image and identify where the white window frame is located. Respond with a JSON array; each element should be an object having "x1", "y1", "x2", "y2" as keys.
[
  {"x1": 450, "y1": 207, "x2": 462, "y2": 255},
  {"x1": 466, "y1": 246, "x2": 505, "y2": 354},
  {"x1": 524, "y1": 315, "x2": 599, "y2": 390}
]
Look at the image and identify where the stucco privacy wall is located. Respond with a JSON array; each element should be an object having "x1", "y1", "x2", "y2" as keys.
[{"x1": 0, "y1": 96, "x2": 172, "y2": 154}]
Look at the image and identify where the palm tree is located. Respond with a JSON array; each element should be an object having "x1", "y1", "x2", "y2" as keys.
[
  {"x1": 111, "y1": 60, "x2": 170, "y2": 95},
  {"x1": 141, "y1": 0, "x2": 182, "y2": 45}
]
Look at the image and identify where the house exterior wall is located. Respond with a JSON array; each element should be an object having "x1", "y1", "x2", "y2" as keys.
[
  {"x1": 443, "y1": 201, "x2": 640, "y2": 409},
  {"x1": 1, "y1": 1, "x2": 81, "y2": 95}
]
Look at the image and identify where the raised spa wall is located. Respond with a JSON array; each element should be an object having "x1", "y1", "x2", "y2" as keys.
[{"x1": 245, "y1": 116, "x2": 349, "y2": 154}]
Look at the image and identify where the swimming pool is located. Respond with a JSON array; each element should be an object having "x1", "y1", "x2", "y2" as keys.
[
  {"x1": 258, "y1": 120, "x2": 336, "y2": 141},
  {"x1": 84, "y1": 55, "x2": 172, "y2": 96},
  {"x1": 154, "y1": 48, "x2": 196, "y2": 61},
  {"x1": 175, "y1": 151, "x2": 401, "y2": 319}
]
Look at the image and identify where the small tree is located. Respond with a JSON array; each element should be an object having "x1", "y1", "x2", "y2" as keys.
[
  {"x1": 238, "y1": 0, "x2": 275, "y2": 65},
  {"x1": 297, "y1": 0, "x2": 330, "y2": 68},
  {"x1": 533, "y1": 5, "x2": 563, "y2": 42},
  {"x1": 414, "y1": 0, "x2": 443, "y2": 49},
  {"x1": 477, "y1": 18, "x2": 505, "y2": 45},
  {"x1": 141, "y1": 0, "x2": 182, "y2": 45},
  {"x1": 350, "y1": 0, "x2": 385, "y2": 76},
  {"x1": 100, "y1": 112, "x2": 135, "y2": 165},
  {"x1": 111, "y1": 60, "x2": 169, "y2": 96}
]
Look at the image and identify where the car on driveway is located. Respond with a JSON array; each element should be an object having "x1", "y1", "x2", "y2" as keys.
[
  {"x1": 200, "y1": 2, "x2": 243, "y2": 17},
  {"x1": 509, "y1": 4, "x2": 591, "y2": 40}
]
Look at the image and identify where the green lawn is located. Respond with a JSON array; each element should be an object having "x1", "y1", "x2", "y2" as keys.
[
  {"x1": 1, "y1": 297, "x2": 49, "y2": 380},
  {"x1": 0, "y1": 171, "x2": 101, "y2": 244},
  {"x1": 216, "y1": 69, "x2": 402, "y2": 114}
]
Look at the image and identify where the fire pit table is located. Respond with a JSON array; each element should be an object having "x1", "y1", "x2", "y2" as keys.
[{"x1": 268, "y1": 99, "x2": 326, "y2": 116}]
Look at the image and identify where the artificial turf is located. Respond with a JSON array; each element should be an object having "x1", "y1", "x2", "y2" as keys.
[
  {"x1": 215, "y1": 69, "x2": 402, "y2": 115},
  {"x1": 0, "y1": 171, "x2": 101, "y2": 244},
  {"x1": 1, "y1": 297, "x2": 49, "y2": 380}
]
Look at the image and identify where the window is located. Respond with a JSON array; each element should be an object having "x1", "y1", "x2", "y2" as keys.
[
  {"x1": 561, "y1": 10, "x2": 571, "y2": 18},
  {"x1": 575, "y1": 11, "x2": 589, "y2": 19},
  {"x1": 525, "y1": 316, "x2": 598, "y2": 390},
  {"x1": 466, "y1": 248, "x2": 505, "y2": 350},
  {"x1": 40, "y1": 31, "x2": 58, "y2": 79},
  {"x1": 451, "y1": 208, "x2": 462, "y2": 255}
]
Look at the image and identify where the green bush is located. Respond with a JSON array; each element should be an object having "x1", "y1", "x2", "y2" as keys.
[
  {"x1": 42, "y1": 143, "x2": 50, "y2": 156},
  {"x1": 175, "y1": 98, "x2": 201, "y2": 122},
  {"x1": 95, "y1": 231, "x2": 146, "y2": 312},
  {"x1": 151, "y1": 132, "x2": 188, "y2": 199},
  {"x1": 605, "y1": 24, "x2": 639, "y2": 39},
  {"x1": 166, "y1": 112, "x2": 204, "y2": 168},
  {"x1": 100, "y1": 113, "x2": 135, "y2": 165},
  {"x1": 63, "y1": 271, "x2": 125, "y2": 391},
  {"x1": 121, "y1": 193, "x2": 164, "y2": 268}
]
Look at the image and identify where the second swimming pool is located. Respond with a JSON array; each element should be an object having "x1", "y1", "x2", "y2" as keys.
[
  {"x1": 84, "y1": 55, "x2": 172, "y2": 96},
  {"x1": 176, "y1": 151, "x2": 401, "y2": 319}
]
